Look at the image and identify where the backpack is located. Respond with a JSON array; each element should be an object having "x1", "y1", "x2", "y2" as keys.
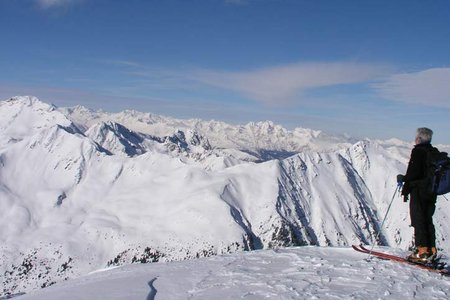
[{"x1": 425, "y1": 148, "x2": 450, "y2": 196}]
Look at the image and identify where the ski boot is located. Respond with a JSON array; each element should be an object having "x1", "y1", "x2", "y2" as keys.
[{"x1": 407, "y1": 246, "x2": 431, "y2": 264}]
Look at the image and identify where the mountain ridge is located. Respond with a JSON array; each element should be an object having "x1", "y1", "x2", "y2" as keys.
[{"x1": 1, "y1": 95, "x2": 450, "y2": 297}]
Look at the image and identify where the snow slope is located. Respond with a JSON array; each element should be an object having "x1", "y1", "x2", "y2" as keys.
[
  {"x1": 1, "y1": 96, "x2": 450, "y2": 297},
  {"x1": 15, "y1": 246, "x2": 450, "y2": 300}
]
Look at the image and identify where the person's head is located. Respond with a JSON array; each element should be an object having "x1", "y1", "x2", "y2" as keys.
[{"x1": 415, "y1": 127, "x2": 433, "y2": 145}]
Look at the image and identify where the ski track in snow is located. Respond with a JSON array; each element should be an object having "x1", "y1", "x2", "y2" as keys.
[
  {"x1": 16, "y1": 247, "x2": 450, "y2": 300},
  {"x1": 147, "y1": 277, "x2": 158, "y2": 300}
]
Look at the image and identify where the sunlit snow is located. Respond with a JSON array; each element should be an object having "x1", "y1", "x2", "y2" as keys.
[
  {"x1": 1, "y1": 96, "x2": 450, "y2": 298},
  {"x1": 16, "y1": 247, "x2": 450, "y2": 300}
]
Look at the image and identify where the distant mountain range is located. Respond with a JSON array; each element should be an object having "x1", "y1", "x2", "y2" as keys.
[{"x1": 1, "y1": 95, "x2": 449, "y2": 297}]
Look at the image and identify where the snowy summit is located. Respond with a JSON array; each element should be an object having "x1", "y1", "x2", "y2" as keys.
[{"x1": 14, "y1": 247, "x2": 450, "y2": 299}]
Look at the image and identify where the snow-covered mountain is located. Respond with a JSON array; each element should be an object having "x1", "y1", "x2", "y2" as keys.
[
  {"x1": 60, "y1": 103, "x2": 358, "y2": 161},
  {"x1": 1, "y1": 96, "x2": 450, "y2": 297}
]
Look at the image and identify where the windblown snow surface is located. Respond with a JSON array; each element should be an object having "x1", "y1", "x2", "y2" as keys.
[
  {"x1": 1, "y1": 96, "x2": 450, "y2": 299},
  {"x1": 14, "y1": 247, "x2": 450, "y2": 300}
]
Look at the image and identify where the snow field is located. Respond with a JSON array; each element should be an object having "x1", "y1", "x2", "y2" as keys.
[{"x1": 16, "y1": 246, "x2": 450, "y2": 300}]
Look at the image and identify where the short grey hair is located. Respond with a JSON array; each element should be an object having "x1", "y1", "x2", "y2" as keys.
[{"x1": 416, "y1": 127, "x2": 433, "y2": 144}]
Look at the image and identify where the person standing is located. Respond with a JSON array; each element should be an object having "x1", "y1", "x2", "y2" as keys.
[{"x1": 398, "y1": 127, "x2": 438, "y2": 262}]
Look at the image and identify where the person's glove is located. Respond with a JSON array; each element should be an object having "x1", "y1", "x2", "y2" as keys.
[{"x1": 399, "y1": 175, "x2": 408, "y2": 202}]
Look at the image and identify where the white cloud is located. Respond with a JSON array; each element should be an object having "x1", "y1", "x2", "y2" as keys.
[
  {"x1": 36, "y1": 0, "x2": 82, "y2": 9},
  {"x1": 192, "y1": 62, "x2": 391, "y2": 105},
  {"x1": 373, "y1": 68, "x2": 450, "y2": 108}
]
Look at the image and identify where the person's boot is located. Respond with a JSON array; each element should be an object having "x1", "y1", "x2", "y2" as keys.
[
  {"x1": 430, "y1": 246, "x2": 438, "y2": 261},
  {"x1": 407, "y1": 246, "x2": 431, "y2": 263}
]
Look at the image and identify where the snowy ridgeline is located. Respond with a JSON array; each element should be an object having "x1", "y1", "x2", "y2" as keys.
[{"x1": 1, "y1": 96, "x2": 450, "y2": 297}]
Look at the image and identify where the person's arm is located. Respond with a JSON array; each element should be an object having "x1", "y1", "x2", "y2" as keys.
[
  {"x1": 400, "y1": 147, "x2": 427, "y2": 201},
  {"x1": 403, "y1": 147, "x2": 425, "y2": 183}
]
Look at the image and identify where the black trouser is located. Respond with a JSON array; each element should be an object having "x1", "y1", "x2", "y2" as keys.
[{"x1": 409, "y1": 188, "x2": 437, "y2": 248}]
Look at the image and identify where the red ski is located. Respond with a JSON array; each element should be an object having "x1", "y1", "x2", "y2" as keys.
[{"x1": 352, "y1": 244, "x2": 449, "y2": 276}]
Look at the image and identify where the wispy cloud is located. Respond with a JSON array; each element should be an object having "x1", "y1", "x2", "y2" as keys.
[
  {"x1": 101, "y1": 60, "x2": 144, "y2": 68},
  {"x1": 191, "y1": 62, "x2": 391, "y2": 105},
  {"x1": 373, "y1": 68, "x2": 450, "y2": 108},
  {"x1": 36, "y1": 0, "x2": 83, "y2": 9},
  {"x1": 99, "y1": 60, "x2": 450, "y2": 111}
]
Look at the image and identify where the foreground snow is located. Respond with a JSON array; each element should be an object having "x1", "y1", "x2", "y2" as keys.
[{"x1": 16, "y1": 247, "x2": 450, "y2": 300}]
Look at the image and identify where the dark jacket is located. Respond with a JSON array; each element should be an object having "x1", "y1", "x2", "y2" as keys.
[
  {"x1": 403, "y1": 143, "x2": 437, "y2": 247},
  {"x1": 402, "y1": 143, "x2": 434, "y2": 197}
]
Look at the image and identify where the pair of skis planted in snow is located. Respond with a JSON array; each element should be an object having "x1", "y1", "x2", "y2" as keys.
[{"x1": 352, "y1": 244, "x2": 449, "y2": 276}]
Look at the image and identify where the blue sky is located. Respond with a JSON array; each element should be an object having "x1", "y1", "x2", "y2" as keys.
[{"x1": 1, "y1": 0, "x2": 450, "y2": 144}]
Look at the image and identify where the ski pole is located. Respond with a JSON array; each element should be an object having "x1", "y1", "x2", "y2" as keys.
[{"x1": 366, "y1": 182, "x2": 402, "y2": 260}]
